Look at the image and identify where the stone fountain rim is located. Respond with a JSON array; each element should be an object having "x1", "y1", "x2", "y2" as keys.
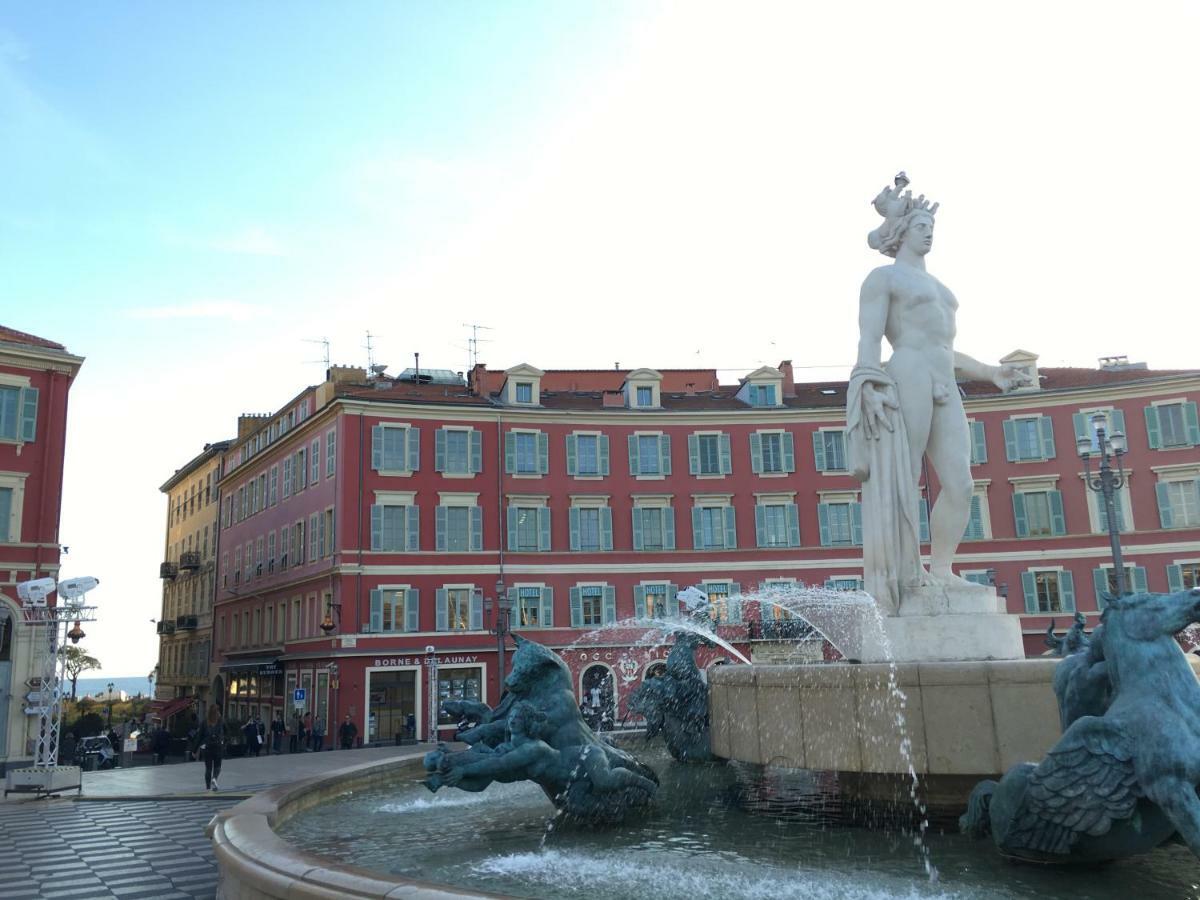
[{"x1": 205, "y1": 747, "x2": 511, "y2": 899}]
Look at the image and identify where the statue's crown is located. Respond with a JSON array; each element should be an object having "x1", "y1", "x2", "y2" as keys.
[{"x1": 867, "y1": 172, "x2": 939, "y2": 256}]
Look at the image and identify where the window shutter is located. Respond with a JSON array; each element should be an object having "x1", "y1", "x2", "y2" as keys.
[
  {"x1": 754, "y1": 505, "x2": 766, "y2": 548},
  {"x1": 811, "y1": 432, "x2": 826, "y2": 472},
  {"x1": 659, "y1": 435, "x2": 671, "y2": 475},
  {"x1": 470, "y1": 592, "x2": 482, "y2": 630},
  {"x1": 406, "y1": 427, "x2": 420, "y2": 471},
  {"x1": 631, "y1": 508, "x2": 643, "y2": 551},
  {"x1": 569, "y1": 507, "x2": 581, "y2": 551},
  {"x1": 369, "y1": 589, "x2": 383, "y2": 633},
  {"x1": 787, "y1": 503, "x2": 801, "y2": 547},
  {"x1": 970, "y1": 420, "x2": 987, "y2": 464},
  {"x1": 538, "y1": 432, "x2": 549, "y2": 474},
  {"x1": 1012, "y1": 493, "x2": 1029, "y2": 538},
  {"x1": 850, "y1": 503, "x2": 863, "y2": 546},
  {"x1": 370, "y1": 504, "x2": 382, "y2": 551},
  {"x1": 19, "y1": 387, "x2": 38, "y2": 442},
  {"x1": 1131, "y1": 566, "x2": 1148, "y2": 594},
  {"x1": 1002, "y1": 420, "x2": 1018, "y2": 462},
  {"x1": 691, "y1": 507, "x2": 703, "y2": 549},
  {"x1": 406, "y1": 506, "x2": 419, "y2": 552},
  {"x1": 964, "y1": 494, "x2": 983, "y2": 540},
  {"x1": 435, "y1": 429, "x2": 446, "y2": 472},
  {"x1": 687, "y1": 434, "x2": 700, "y2": 475},
  {"x1": 720, "y1": 508, "x2": 739, "y2": 549},
  {"x1": 1186, "y1": 401, "x2": 1200, "y2": 445},
  {"x1": 570, "y1": 587, "x2": 583, "y2": 627},
  {"x1": 599, "y1": 435, "x2": 610, "y2": 476},
  {"x1": 1049, "y1": 490, "x2": 1067, "y2": 535},
  {"x1": 633, "y1": 585, "x2": 646, "y2": 619},
  {"x1": 1110, "y1": 409, "x2": 1126, "y2": 441},
  {"x1": 1060, "y1": 571, "x2": 1076, "y2": 612},
  {"x1": 919, "y1": 498, "x2": 930, "y2": 543},
  {"x1": 663, "y1": 507, "x2": 675, "y2": 550},
  {"x1": 1093, "y1": 568, "x2": 1109, "y2": 607},
  {"x1": 765, "y1": 385, "x2": 776, "y2": 406},
  {"x1": 719, "y1": 433, "x2": 732, "y2": 474},
  {"x1": 750, "y1": 433, "x2": 763, "y2": 474},
  {"x1": 405, "y1": 589, "x2": 420, "y2": 632},
  {"x1": 817, "y1": 503, "x2": 831, "y2": 546},
  {"x1": 1167, "y1": 564, "x2": 1184, "y2": 592},
  {"x1": 309, "y1": 513, "x2": 319, "y2": 560},
  {"x1": 603, "y1": 586, "x2": 616, "y2": 624},
  {"x1": 470, "y1": 506, "x2": 483, "y2": 551},
  {"x1": 436, "y1": 506, "x2": 448, "y2": 551},
  {"x1": 1039, "y1": 416, "x2": 1056, "y2": 459},
  {"x1": 1021, "y1": 571, "x2": 1037, "y2": 614},
  {"x1": 1156, "y1": 482, "x2": 1175, "y2": 528},
  {"x1": 627, "y1": 434, "x2": 640, "y2": 475},
  {"x1": 371, "y1": 425, "x2": 384, "y2": 471},
  {"x1": 540, "y1": 587, "x2": 553, "y2": 627},
  {"x1": 782, "y1": 432, "x2": 796, "y2": 473},
  {"x1": 1072, "y1": 413, "x2": 1089, "y2": 446},
  {"x1": 1144, "y1": 405, "x2": 1162, "y2": 450},
  {"x1": 504, "y1": 431, "x2": 516, "y2": 473},
  {"x1": 730, "y1": 583, "x2": 743, "y2": 623},
  {"x1": 668, "y1": 583, "x2": 680, "y2": 612},
  {"x1": 469, "y1": 429, "x2": 483, "y2": 473},
  {"x1": 537, "y1": 507, "x2": 551, "y2": 551},
  {"x1": 436, "y1": 589, "x2": 448, "y2": 631},
  {"x1": 600, "y1": 508, "x2": 613, "y2": 551},
  {"x1": 566, "y1": 434, "x2": 577, "y2": 476},
  {"x1": 507, "y1": 506, "x2": 518, "y2": 551}
]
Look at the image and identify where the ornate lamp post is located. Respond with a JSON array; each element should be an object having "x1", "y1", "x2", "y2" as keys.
[
  {"x1": 106, "y1": 681, "x2": 115, "y2": 729},
  {"x1": 1077, "y1": 412, "x2": 1129, "y2": 596},
  {"x1": 487, "y1": 580, "x2": 511, "y2": 689}
]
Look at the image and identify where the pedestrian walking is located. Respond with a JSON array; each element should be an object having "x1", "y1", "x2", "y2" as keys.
[
  {"x1": 270, "y1": 713, "x2": 285, "y2": 754},
  {"x1": 152, "y1": 725, "x2": 170, "y2": 765},
  {"x1": 338, "y1": 714, "x2": 357, "y2": 750},
  {"x1": 193, "y1": 706, "x2": 226, "y2": 791}
]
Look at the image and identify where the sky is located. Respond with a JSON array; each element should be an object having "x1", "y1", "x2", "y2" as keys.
[{"x1": 2, "y1": 1, "x2": 1198, "y2": 675}]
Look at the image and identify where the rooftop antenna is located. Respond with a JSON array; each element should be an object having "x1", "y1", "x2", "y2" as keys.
[
  {"x1": 303, "y1": 337, "x2": 331, "y2": 374},
  {"x1": 463, "y1": 323, "x2": 493, "y2": 371},
  {"x1": 365, "y1": 331, "x2": 378, "y2": 373}
]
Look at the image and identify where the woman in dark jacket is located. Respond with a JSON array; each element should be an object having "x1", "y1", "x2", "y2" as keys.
[{"x1": 194, "y1": 706, "x2": 226, "y2": 791}]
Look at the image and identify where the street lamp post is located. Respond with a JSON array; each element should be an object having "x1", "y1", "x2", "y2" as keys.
[
  {"x1": 1077, "y1": 412, "x2": 1129, "y2": 597},
  {"x1": 488, "y1": 580, "x2": 511, "y2": 691},
  {"x1": 106, "y1": 681, "x2": 115, "y2": 729}
]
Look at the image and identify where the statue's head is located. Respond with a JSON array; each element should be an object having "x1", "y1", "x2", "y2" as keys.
[
  {"x1": 868, "y1": 173, "x2": 939, "y2": 258},
  {"x1": 508, "y1": 701, "x2": 547, "y2": 739},
  {"x1": 1102, "y1": 588, "x2": 1200, "y2": 642},
  {"x1": 506, "y1": 634, "x2": 573, "y2": 694}
]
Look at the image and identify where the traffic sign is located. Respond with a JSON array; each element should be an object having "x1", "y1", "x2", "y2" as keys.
[{"x1": 293, "y1": 688, "x2": 306, "y2": 708}]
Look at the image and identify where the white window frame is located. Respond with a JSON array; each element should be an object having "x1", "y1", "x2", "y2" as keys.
[
  {"x1": 632, "y1": 431, "x2": 668, "y2": 480},
  {"x1": 439, "y1": 425, "x2": 478, "y2": 479}
]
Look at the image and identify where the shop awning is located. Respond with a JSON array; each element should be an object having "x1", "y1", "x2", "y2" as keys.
[
  {"x1": 219, "y1": 656, "x2": 284, "y2": 676},
  {"x1": 149, "y1": 696, "x2": 194, "y2": 721}
]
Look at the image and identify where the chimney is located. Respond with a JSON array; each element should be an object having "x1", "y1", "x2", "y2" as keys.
[
  {"x1": 468, "y1": 363, "x2": 489, "y2": 396},
  {"x1": 778, "y1": 359, "x2": 795, "y2": 397},
  {"x1": 684, "y1": 382, "x2": 696, "y2": 396}
]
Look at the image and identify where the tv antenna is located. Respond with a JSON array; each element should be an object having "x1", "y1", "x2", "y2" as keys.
[
  {"x1": 304, "y1": 337, "x2": 331, "y2": 373},
  {"x1": 463, "y1": 323, "x2": 493, "y2": 371},
  {"x1": 365, "y1": 331, "x2": 379, "y2": 373}
]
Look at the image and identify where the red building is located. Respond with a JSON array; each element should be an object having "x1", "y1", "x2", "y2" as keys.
[
  {"x1": 206, "y1": 352, "x2": 1200, "y2": 744},
  {"x1": 0, "y1": 325, "x2": 83, "y2": 772}
]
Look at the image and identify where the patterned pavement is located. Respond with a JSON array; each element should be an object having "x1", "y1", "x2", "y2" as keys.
[{"x1": 0, "y1": 796, "x2": 237, "y2": 900}]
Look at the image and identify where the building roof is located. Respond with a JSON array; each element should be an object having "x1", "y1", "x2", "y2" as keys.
[
  {"x1": 0, "y1": 324, "x2": 67, "y2": 351},
  {"x1": 160, "y1": 440, "x2": 234, "y2": 493}
]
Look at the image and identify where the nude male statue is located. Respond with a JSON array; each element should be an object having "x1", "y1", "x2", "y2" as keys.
[{"x1": 850, "y1": 174, "x2": 1029, "y2": 612}]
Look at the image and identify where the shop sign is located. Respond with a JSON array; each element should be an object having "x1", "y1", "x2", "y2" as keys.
[
  {"x1": 372, "y1": 655, "x2": 479, "y2": 668},
  {"x1": 258, "y1": 662, "x2": 283, "y2": 676}
]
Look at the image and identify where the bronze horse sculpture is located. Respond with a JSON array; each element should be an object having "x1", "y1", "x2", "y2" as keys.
[{"x1": 961, "y1": 588, "x2": 1200, "y2": 862}]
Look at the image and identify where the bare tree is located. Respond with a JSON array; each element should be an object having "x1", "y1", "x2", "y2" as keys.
[{"x1": 60, "y1": 645, "x2": 102, "y2": 701}]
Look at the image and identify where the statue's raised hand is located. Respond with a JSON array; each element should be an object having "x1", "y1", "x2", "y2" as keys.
[
  {"x1": 992, "y1": 363, "x2": 1034, "y2": 393},
  {"x1": 861, "y1": 382, "x2": 899, "y2": 440}
]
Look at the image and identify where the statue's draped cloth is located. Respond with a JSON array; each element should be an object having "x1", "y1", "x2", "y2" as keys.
[{"x1": 847, "y1": 365, "x2": 922, "y2": 614}]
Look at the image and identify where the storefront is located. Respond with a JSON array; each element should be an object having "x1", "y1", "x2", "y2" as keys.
[{"x1": 220, "y1": 657, "x2": 284, "y2": 725}]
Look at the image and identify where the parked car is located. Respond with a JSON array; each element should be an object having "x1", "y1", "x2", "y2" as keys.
[{"x1": 76, "y1": 735, "x2": 115, "y2": 770}]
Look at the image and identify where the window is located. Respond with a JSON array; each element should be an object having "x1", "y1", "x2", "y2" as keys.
[
  {"x1": 567, "y1": 433, "x2": 609, "y2": 477},
  {"x1": 514, "y1": 586, "x2": 553, "y2": 628},
  {"x1": 506, "y1": 431, "x2": 548, "y2": 475},
  {"x1": 372, "y1": 424, "x2": 420, "y2": 473},
  {"x1": 267, "y1": 532, "x2": 276, "y2": 572},
  {"x1": 1021, "y1": 569, "x2": 1075, "y2": 614},
  {"x1": 704, "y1": 581, "x2": 742, "y2": 623},
  {"x1": 0, "y1": 487, "x2": 12, "y2": 542},
  {"x1": 293, "y1": 520, "x2": 305, "y2": 565},
  {"x1": 436, "y1": 428, "x2": 482, "y2": 475},
  {"x1": 969, "y1": 420, "x2": 987, "y2": 465},
  {"x1": 825, "y1": 576, "x2": 865, "y2": 591},
  {"x1": 296, "y1": 447, "x2": 307, "y2": 490},
  {"x1": 0, "y1": 385, "x2": 37, "y2": 442},
  {"x1": 437, "y1": 504, "x2": 483, "y2": 552},
  {"x1": 1013, "y1": 489, "x2": 1066, "y2": 537},
  {"x1": 515, "y1": 382, "x2": 533, "y2": 404},
  {"x1": 634, "y1": 583, "x2": 677, "y2": 619},
  {"x1": 628, "y1": 434, "x2": 670, "y2": 476},
  {"x1": 752, "y1": 431, "x2": 796, "y2": 475},
  {"x1": 507, "y1": 505, "x2": 550, "y2": 552},
  {"x1": 369, "y1": 588, "x2": 418, "y2": 633},
  {"x1": 755, "y1": 502, "x2": 800, "y2": 548},
  {"x1": 323, "y1": 509, "x2": 334, "y2": 556},
  {"x1": 688, "y1": 433, "x2": 731, "y2": 476},
  {"x1": 750, "y1": 384, "x2": 776, "y2": 407},
  {"x1": 692, "y1": 504, "x2": 736, "y2": 550},
  {"x1": 436, "y1": 587, "x2": 480, "y2": 631},
  {"x1": 371, "y1": 503, "x2": 418, "y2": 551},
  {"x1": 818, "y1": 499, "x2": 862, "y2": 546},
  {"x1": 570, "y1": 585, "x2": 616, "y2": 627},
  {"x1": 569, "y1": 506, "x2": 613, "y2": 551},
  {"x1": 269, "y1": 466, "x2": 278, "y2": 506},
  {"x1": 326, "y1": 430, "x2": 336, "y2": 477},
  {"x1": 632, "y1": 505, "x2": 675, "y2": 551},
  {"x1": 812, "y1": 430, "x2": 846, "y2": 472},
  {"x1": 1146, "y1": 401, "x2": 1200, "y2": 449},
  {"x1": 1092, "y1": 565, "x2": 1147, "y2": 605},
  {"x1": 636, "y1": 386, "x2": 653, "y2": 407},
  {"x1": 1156, "y1": 478, "x2": 1200, "y2": 528},
  {"x1": 282, "y1": 457, "x2": 293, "y2": 498},
  {"x1": 1167, "y1": 562, "x2": 1200, "y2": 592},
  {"x1": 311, "y1": 439, "x2": 320, "y2": 483},
  {"x1": 1004, "y1": 415, "x2": 1056, "y2": 461}
]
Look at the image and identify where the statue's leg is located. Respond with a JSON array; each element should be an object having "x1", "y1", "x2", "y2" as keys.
[
  {"x1": 886, "y1": 354, "x2": 933, "y2": 584},
  {"x1": 925, "y1": 393, "x2": 977, "y2": 586},
  {"x1": 1146, "y1": 778, "x2": 1200, "y2": 856},
  {"x1": 583, "y1": 747, "x2": 657, "y2": 794}
]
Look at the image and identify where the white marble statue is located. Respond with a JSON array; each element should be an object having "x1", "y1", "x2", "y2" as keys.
[{"x1": 850, "y1": 173, "x2": 1030, "y2": 614}]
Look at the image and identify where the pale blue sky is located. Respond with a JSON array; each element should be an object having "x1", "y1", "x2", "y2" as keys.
[{"x1": 3, "y1": 2, "x2": 1198, "y2": 673}]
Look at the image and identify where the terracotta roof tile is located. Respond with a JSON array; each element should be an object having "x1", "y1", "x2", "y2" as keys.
[{"x1": 0, "y1": 324, "x2": 66, "y2": 351}]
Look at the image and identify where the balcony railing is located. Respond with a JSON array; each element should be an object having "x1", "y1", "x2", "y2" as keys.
[
  {"x1": 179, "y1": 551, "x2": 202, "y2": 570},
  {"x1": 160, "y1": 562, "x2": 178, "y2": 580},
  {"x1": 746, "y1": 620, "x2": 816, "y2": 641},
  {"x1": 176, "y1": 615, "x2": 199, "y2": 630},
  {"x1": 156, "y1": 621, "x2": 176, "y2": 635}
]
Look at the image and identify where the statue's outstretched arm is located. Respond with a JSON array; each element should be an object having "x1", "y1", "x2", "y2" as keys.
[
  {"x1": 954, "y1": 351, "x2": 1033, "y2": 392},
  {"x1": 445, "y1": 741, "x2": 555, "y2": 784},
  {"x1": 458, "y1": 719, "x2": 508, "y2": 747}
]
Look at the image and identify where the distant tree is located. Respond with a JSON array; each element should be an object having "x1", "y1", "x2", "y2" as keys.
[{"x1": 60, "y1": 646, "x2": 102, "y2": 701}]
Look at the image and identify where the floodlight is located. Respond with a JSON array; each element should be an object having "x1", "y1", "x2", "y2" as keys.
[
  {"x1": 17, "y1": 577, "x2": 57, "y2": 607},
  {"x1": 58, "y1": 576, "x2": 100, "y2": 600}
]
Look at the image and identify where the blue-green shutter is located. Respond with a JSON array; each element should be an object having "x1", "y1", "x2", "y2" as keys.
[
  {"x1": 765, "y1": 385, "x2": 777, "y2": 406},
  {"x1": 436, "y1": 589, "x2": 448, "y2": 630},
  {"x1": 720, "y1": 433, "x2": 732, "y2": 474},
  {"x1": 1060, "y1": 571, "x2": 1076, "y2": 612},
  {"x1": 668, "y1": 583, "x2": 679, "y2": 613},
  {"x1": 504, "y1": 431, "x2": 516, "y2": 473},
  {"x1": 1021, "y1": 571, "x2": 1037, "y2": 614},
  {"x1": 687, "y1": 434, "x2": 700, "y2": 475},
  {"x1": 1039, "y1": 416, "x2": 1056, "y2": 459},
  {"x1": 754, "y1": 505, "x2": 767, "y2": 547},
  {"x1": 406, "y1": 506, "x2": 419, "y2": 551},
  {"x1": 919, "y1": 498, "x2": 930, "y2": 543},
  {"x1": 19, "y1": 387, "x2": 38, "y2": 443},
  {"x1": 812, "y1": 432, "x2": 826, "y2": 471},
  {"x1": 631, "y1": 508, "x2": 643, "y2": 550},
  {"x1": 566, "y1": 434, "x2": 577, "y2": 476},
  {"x1": 369, "y1": 589, "x2": 383, "y2": 632},
  {"x1": 1003, "y1": 420, "x2": 1019, "y2": 462},
  {"x1": 817, "y1": 503, "x2": 831, "y2": 546},
  {"x1": 1049, "y1": 490, "x2": 1066, "y2": 536},
  {"x1": 537, "y1": 432, "x2": 549, "y2": 474},
  {"x1": 1144, "y1": 406, "x2": 1161, "y2": 450},
  {"x1": 1156, "y1": 482, "x2": 1175, "y2": 528},
  {"x1": 600, "y1": 508, "x2": 613, "y2": 551},
  {"x1": 659, "y1": 435, "x2": 671, "y2": 475},
  {"x1": 506, "y1": 506, "x2": 517, "y2": 550},
  {"x1": 782, "y1": 432, "x2": 795, "y2": 473},
  {"x1": 730, "y1": 582, "x2": 743, "y2": 623},
  {"x1": 599, "y1": 435, "x2": 610, "y2": 476},
  {"x1": 1013, "y1": 493, "x2": 1029, "y2": 538},
  {"x1": 723, "y1": 507, "x2": 737, "y2": 549},
  {"x1": 470, "y1": 506, "x2": 482, "y2": 551},
  {"x1": 1093, "y1": 568, "x2": 1109, "y2": 607},
  {"x1": 633, "y1": 585, "x2": 646, "y2": 618},
  {"x1": 569, "y1": 507, "x2": 581, "y2": 550},
  {"x1": 964, "y1": 494, "x2": 984, "y2": 541},
  {"x1": 627, "y1": 434, "x2": 640, "y2": 475},
  {"x1": 1072, "y1": 413, "x2": 1089, "y2": 446},
  {"x1": 1182, "y1": 400, "x2": 1200, "y2": 444},
  {"x1": 1110, "y1": 409, "x2": 1126, "y2": 441},
  {"x1": 371, "y1": 425, "x2": 384, "y2": 470},
  {"x1": 537, "y1": 507, "x2": 551, "y2": 551},
  {"x1": 405, "y1": 589, "x2": 419, "y2": 632},
  {"x1": 691, "y1": 507, "x2": 703, "y2": 549},
  {"x1": 0, "y1": 489, "x2": 12, "y2": 542},
  {"x1": 663, "y1": 507, "x2": 675, "y2": 549},
  {"x1": 787, "y1": 503, "x2": 801, "y2": 547},
  {"x1": 970, "y1": 420, "x2": 987, "y2": 464},
  {"x1": 469, "y1": 591, "x2": 482, "y2": 630},
  {"x1": 1167, "y1": 564, "x2": 1184, "y2": 592},
  {"x1": 750, "y1": 432, "x2": 763, "y2": 474},
  {"x1": 569, "y1": 587, "x2": 583, "y2": 627},
  {"x1": 1131, "y1": 566, "x2": 1148, "y2": 594},
  {"x1": 540, "y1": 587, "x2": 554, "y2": 627},
  {"x1": 370, "y1": 504, "x2": 382, "y2": 551},
  {"x1": 435, "y1": 429, "x2": 446, "y2": 472},
  {"x1": 603, "y1": 587, "x2": 616, "y2": 624},
  {"x1": 470, "y1": 429, "x2": 483, "y2": 473},
  {"x1": 407, "y1": 427, "x2": 420, "y2": 471},
  {"x1": 850, "y1": 503, "x2": 863, "y2": 546}
]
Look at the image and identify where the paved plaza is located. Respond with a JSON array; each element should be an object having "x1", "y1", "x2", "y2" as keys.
[{"x1": 0, "y1": 746, "x2": 417, "y2": 899}]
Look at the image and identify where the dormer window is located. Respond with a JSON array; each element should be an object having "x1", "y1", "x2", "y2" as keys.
[
  {"x1": 516, "y1": 383, "x2": 533, "y2": 404},
  {"x1": 750, "y1": 385, "x2": 776, "y2": 407},
  {"x1": 623, "y1": 369, "x2": 663, "y2": 409},
  {"x1": 737, "y1": 366, "x2": 785, "y2": 407},
  {"x1": 502, "y1": 364, "x2": 545, "y2": 406},
  {"x1": 636, "y1": 386, "x2": 653, "y2": 407}
]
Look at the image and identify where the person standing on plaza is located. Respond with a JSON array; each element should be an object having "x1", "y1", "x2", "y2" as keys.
[
  {"x1": 311, "y1": 715, "x2": 325, "y2": 752},
  {"x1": 152, "y1": 725, "x2": 170, "y2": 765},
  {"x1": 289, "y1": 711, "x2": 301, "y2": 753},
  {"x1": 338, "y1": 714, "x2": 357, "y2": 750},
  {"x1": 194, "y1": 706, "x2": 226, "y2": 791},
  {"x1": 301, "y1": 711, "x2": 313, "y2": 751},
  {"x1": 270, "y1": 713, "x2": 285, "y2": 754},
  {"x1": 242, "y1": 716, "x2": 260, "y2": 757}
]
